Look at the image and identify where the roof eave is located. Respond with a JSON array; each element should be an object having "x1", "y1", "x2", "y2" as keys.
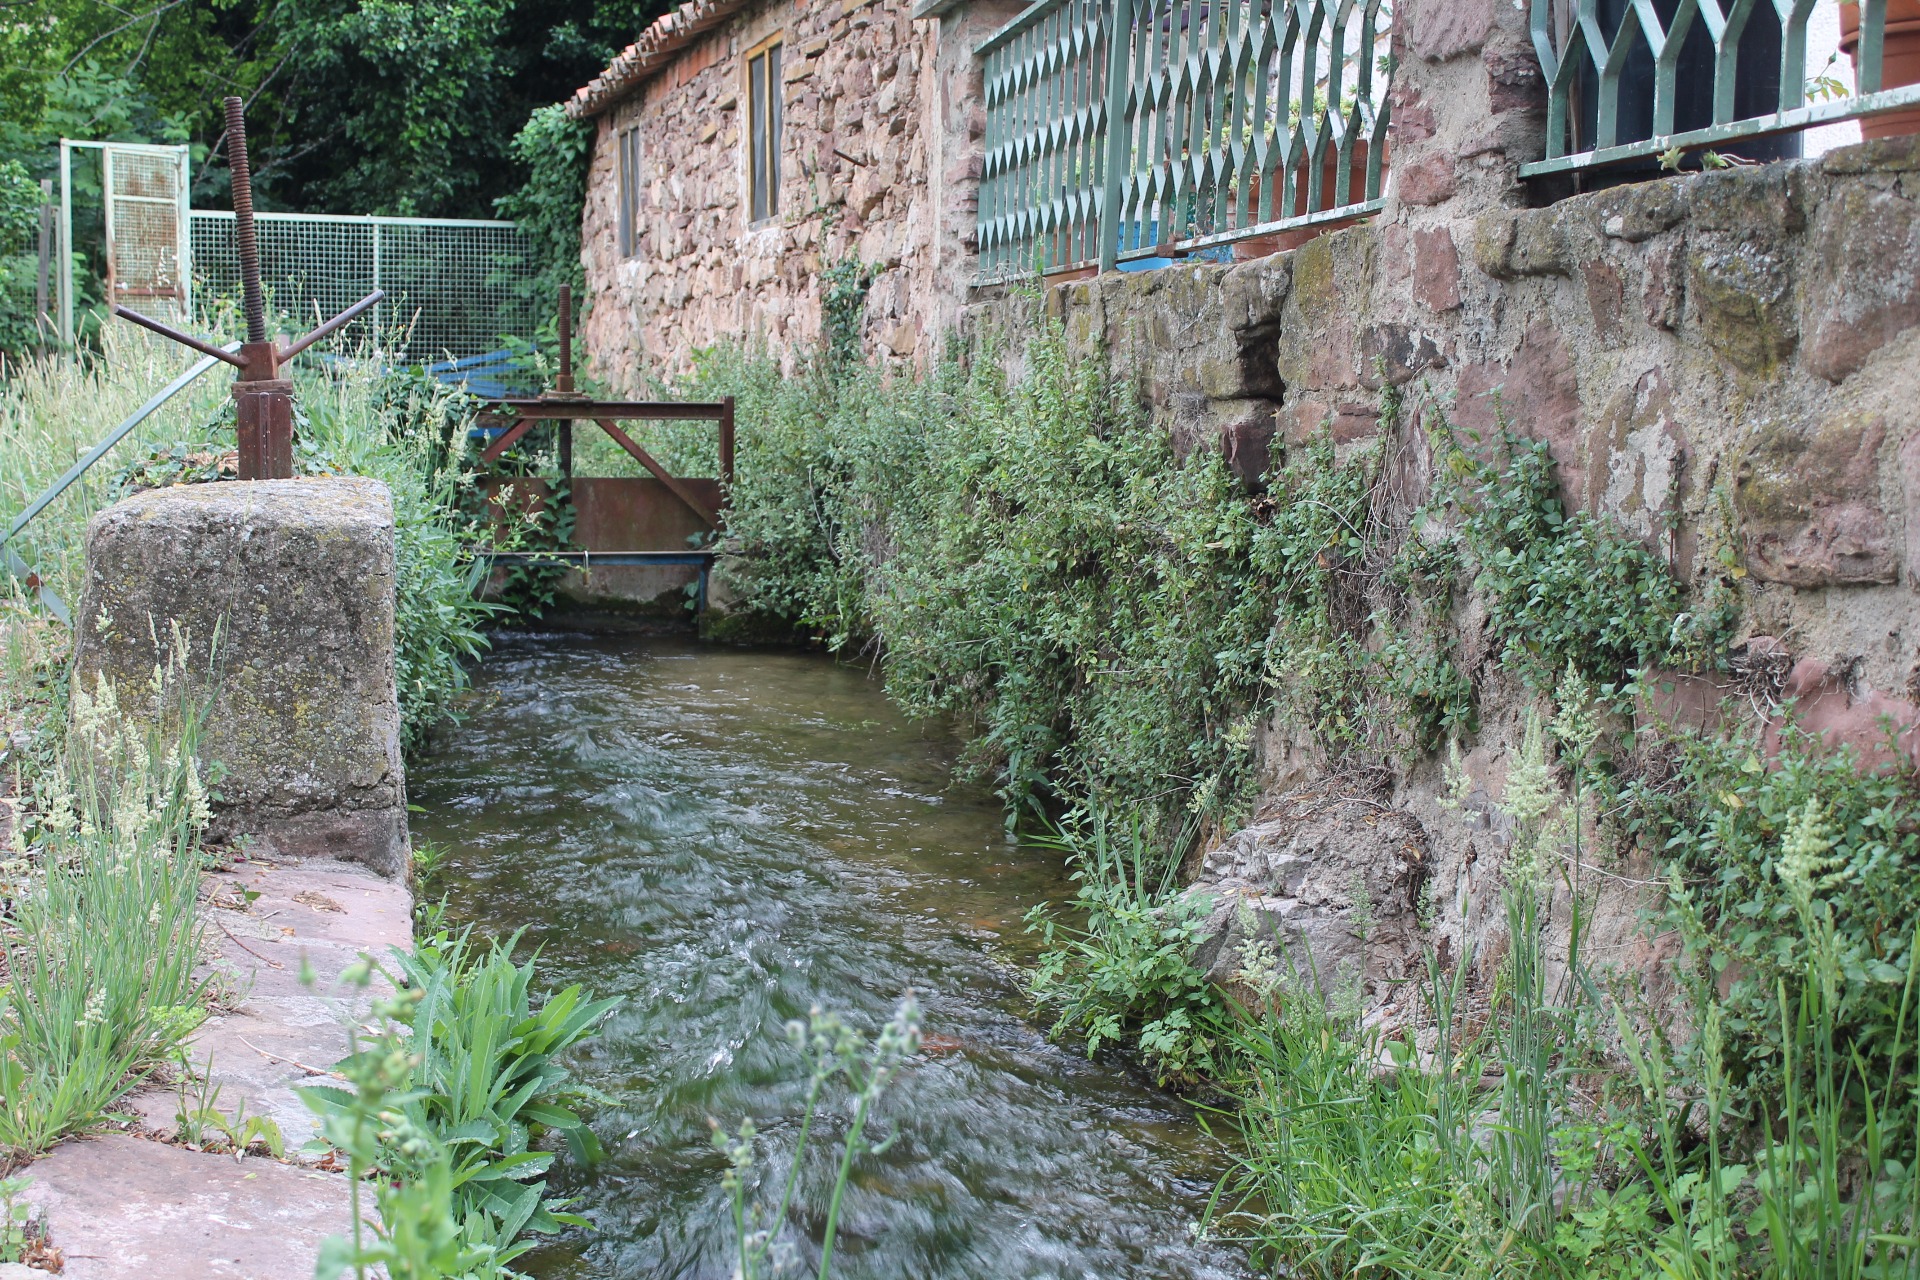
[{"x1": 565, "y1": 0, "x2": 756, "y2": 120}]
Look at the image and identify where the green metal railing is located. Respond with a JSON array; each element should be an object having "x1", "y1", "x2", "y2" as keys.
[
  {"x1": 976, "y1": 0, "x2": 1395, "y2": 282},
  {"x1": 1524, "y1": 1, "x2": 1920, "y2": 178}
]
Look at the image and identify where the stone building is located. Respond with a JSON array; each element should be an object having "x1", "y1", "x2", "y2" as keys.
[{"x1": 565, "y1": 0, "x2": 1021, "y2": 389}]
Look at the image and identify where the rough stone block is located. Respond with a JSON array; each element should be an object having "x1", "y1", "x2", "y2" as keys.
[
  {"x1": 1735, "y1": 413, "x2": 1895, "y2": 586},
  {"x1": 1186, "y1": 790, "x2": 1431, "y2": 1002},
  {"x1": 1474, "y1": 208, "x2": 1572, "y2": 279},
  {"x1": 1689, "y1": 238, "x2": 1798, "y2": 374},
  {"x1": 1820, "y1": 133, "x2": 1920, "y2": 176},
  {"x1": 1763, "y1": 657, "x2": 1920, "y2": 773},
  {"x1": 1802, "y1": 182, "x2": 1920, "y2": 383},
  {"x1": 1410, "y1": 0, "x2": 1495, "y2": 62},
  {"x1": 73, "y1": 478, "x2": 409, "y2": 878},
  {"x1": 1413, "y1": 225, "x2": 1464, "y2": 312}
]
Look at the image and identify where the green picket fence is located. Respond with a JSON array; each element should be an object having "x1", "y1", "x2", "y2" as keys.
[
  {"x1": 1523, "y1": 0, "x2": 1920, "y2": 176},
  {"x1": 975, "y1": 0, "x2": 1395, "y2": 282}
]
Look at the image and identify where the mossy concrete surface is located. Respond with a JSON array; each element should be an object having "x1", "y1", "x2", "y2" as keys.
[{"x1": 73, "y1": 478, "x2": 410, "y2": 879}]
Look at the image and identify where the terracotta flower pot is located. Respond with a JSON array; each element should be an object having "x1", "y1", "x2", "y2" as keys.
[{"x1": 1841, "y1": 0, "x2": 1920, "y2": 139}]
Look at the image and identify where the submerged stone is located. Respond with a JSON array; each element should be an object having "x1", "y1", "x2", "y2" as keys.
[{"x1": 73, "y1": 477, "x2": 408, "y2": 878}]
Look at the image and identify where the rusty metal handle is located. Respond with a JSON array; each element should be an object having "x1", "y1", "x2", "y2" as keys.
[
  {"x1": 277, "y1": 289, "x2": 385, "y2": 364},
  {"x1": 111, "y1": 304, "x2": 249, "y2": 368}
]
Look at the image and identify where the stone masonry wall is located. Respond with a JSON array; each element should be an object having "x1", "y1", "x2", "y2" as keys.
[
  {"x1": 962, "y1": 0, "x2": 1920, "y2": 1018},
  {"x1": 578, "y1": 0, "x2": 1022, "y2": 390}
]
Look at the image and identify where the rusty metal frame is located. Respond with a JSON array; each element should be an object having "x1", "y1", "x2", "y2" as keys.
[{"x1": 475, "y1": 284, "x2": 737, "y2": 533}]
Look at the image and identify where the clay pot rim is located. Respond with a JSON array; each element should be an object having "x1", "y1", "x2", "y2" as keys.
[{"x1": 1840, "y1": 0, "x2": 1920, "y2": 51}]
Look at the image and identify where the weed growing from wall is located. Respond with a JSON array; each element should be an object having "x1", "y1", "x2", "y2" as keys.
[
  {"x1": 1253, "y1": 392, "x2": 1475, "y2": 759},
  {"x1": 1426, "y1": 414, "x2": 1737, "y2": 694}
]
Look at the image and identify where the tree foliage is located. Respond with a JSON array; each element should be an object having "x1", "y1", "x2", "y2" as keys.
[{"x1": 0, "y1": 1, "x2": 662, "y2": 215}]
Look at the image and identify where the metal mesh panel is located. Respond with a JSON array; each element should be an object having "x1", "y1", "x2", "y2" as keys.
[
  {"x1": 105, "y1": 146, "x2": 189, "y2": 321},
  {"x1": 976, "y1": 0, "x2": 1114, "y2": 281},
  {"x1": 189, "y1": 212, "x2": 539, "y2": 364},
  {"x1": 1113, "y1": 0, "x2": 1394, "y2": 263}
]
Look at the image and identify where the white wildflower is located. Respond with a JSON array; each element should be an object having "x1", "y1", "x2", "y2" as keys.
[
  {"x1": 1235, "y1": 933, "x2": 1285, "y2": 999},
  {"x1": 1549, "y1": 662, "x2": 1603, "y2": 763},
  {"x1": 1778, "y1": 798, "x2": 1843, "y2": 918},
  {"x1": 1499, "y1": 711, "x2": 1556, "y2": 828}
]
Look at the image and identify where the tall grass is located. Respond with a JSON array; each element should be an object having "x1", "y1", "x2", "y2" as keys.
[
  {"x1": 0, "y1": 666, "x2": 213, "y2": 1160},
  {"x1": 0, "y1": 328, "x2": 233, "y2": 603},
  {"x1": 1191, "y1": 700, "x2": 1920, "y2": 1279}
]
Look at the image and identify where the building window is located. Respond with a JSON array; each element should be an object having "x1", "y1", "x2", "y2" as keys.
[
  {"x1": 746, "y1": 38, "x2": 783, "y2": 225},
  {"x1": 617, "y1": 126, "x2": 642, "y2": 258}
]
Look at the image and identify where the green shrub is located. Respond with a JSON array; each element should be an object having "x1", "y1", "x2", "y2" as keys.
[
  {"x1": 303, "y1": 925, "x2": 618, "y2": 1273},
  {"x1": 1025, "y1": 812, "x2": 1228, "y2": 1083},
  {"x1": 494, "y1": 104, "x2": 593, "y2": 307},
  {"x1": 1632, "y1": 726, "x2": 1920, "y2": 1135},
  {"x1": 1252, "y1": 414, "x2": 1474, "y2": 758},
  {"x1": 687, "y1": 334, "x2": 1280, "y2": 821},
  {"x1": 1428, "y1": 417, "x2": 1736, "y2": 692}
]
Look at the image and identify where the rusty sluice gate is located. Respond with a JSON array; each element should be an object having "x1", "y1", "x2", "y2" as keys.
[
  {"x1": 471, "y1": 285, "x2": 735, "y2": 611},
  {"x1": 105, "y1": 98, "x2": 732, "y2": 614}
]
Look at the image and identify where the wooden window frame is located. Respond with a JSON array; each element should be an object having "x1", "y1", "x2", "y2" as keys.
[
  {"x1": 616, "y1": 124, "x2": 643, "y2": 259},
  {"x1": 744, "y1": 35, "x2": 784, "y2": 228}
]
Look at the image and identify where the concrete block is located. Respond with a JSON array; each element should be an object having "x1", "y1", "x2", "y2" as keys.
[{"x1": 73, "y1": 478, "x2": 408, "y2": 878}]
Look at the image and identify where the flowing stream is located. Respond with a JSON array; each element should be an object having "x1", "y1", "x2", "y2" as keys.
[{"x1": 410, "y1": 635, "x2": 1251, "y2": 1280}]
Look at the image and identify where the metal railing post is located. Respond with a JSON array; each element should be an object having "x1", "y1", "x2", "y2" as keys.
[
  {"x1": 36, "y1": 180, "x2": 51, "y2": 345},
  {"x1": 58, "y1": 140, "x2": 73, "y2": 346},
  {"x1": 1098, "y1": 0, "x2": 1134, "y2": 273}
]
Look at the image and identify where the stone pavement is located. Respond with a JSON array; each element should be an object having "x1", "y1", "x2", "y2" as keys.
[{"x1": 25, "y1": 854, "x2": 412, "y2": 1278}]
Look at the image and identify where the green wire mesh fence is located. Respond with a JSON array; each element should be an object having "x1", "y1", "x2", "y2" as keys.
[{"x1": 188, "y1": 211, "x2": 540, "y2": 364}]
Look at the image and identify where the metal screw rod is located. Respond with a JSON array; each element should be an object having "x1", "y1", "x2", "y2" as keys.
[{"x1": 224, "y1": 96, "x2": 267, "y2": 346}]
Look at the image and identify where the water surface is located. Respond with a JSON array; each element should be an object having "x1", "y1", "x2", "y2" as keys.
[{"x1": 410, "y1": 635, "x2": 1248, "y2": 1280}]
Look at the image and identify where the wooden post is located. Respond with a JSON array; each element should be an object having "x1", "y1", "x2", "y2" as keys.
[{"x1": 719, "y1": 396, "x2": 736, "y2": 491}]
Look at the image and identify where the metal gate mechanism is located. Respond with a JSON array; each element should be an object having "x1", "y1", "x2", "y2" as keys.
[
  {"x1": 472, "y1": 286, "x2": 736, "y2": 610},
  {"x1": 110, "y1": 99, "x2": 384, "y2": 481}
]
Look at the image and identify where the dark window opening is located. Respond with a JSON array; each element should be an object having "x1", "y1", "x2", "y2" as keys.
[
  {"x1": 748, "y1": 41, "x2": 783, "y2": 225},
  {"x1": 617, "y1": 126, "x2": 643, "y2": 258}
]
